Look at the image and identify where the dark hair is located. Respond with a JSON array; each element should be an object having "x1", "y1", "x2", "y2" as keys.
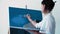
[{"x1": 41, "y1": 0, "x2": 56, "y2": 12}]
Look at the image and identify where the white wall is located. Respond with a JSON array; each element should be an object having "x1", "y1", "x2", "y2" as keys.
[
  {"x1": 9, "y1": 0, "x2": 42, "y2": 10},
  {"x1": 0, "y1": 0, "x2": 60, "y2": 34},
  {"x1": 0, "y1": 0, "x2": 9, "y2": 34},
  {"x1": 52, "y1": 0, "x2": 60, "y2": 34}
]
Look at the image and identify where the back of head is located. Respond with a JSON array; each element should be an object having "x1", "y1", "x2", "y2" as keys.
[{"x1": 41, "y1": 0, "x2": 56, "y2": 12}]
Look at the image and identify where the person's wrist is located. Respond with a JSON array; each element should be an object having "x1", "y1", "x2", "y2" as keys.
[{"x1": 27, "y1": 17, "x2": 31, "y2": 19}]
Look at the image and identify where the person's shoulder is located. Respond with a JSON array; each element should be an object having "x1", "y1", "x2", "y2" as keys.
[{"x1": 47, "y1": 13, "x2": 55, "y2": 21}]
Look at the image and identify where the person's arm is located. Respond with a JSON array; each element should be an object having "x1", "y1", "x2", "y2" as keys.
[
  {"x1": 25, "y1": 14, "x2": 37, "y2": 27},
  {"x1": 25, "y1": 14, "x2": 46, "y2": 34}
]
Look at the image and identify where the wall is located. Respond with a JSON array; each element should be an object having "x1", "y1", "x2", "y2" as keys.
[
  {"x1": 52, "y1": 0, "x2": 60, "y2": 34},
  {"x1": 0, "y1": 0, "x2": 9, "y2": 34},
  {"x1": 0, "y1": 0, "x2": 60, "y2": 34}
]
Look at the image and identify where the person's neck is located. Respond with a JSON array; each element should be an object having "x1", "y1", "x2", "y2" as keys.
[{"x1": 43, "y1": 10, "x2": 49, "y2": 15}]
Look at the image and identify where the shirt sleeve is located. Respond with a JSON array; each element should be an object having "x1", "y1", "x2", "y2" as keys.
[
  {"x1": 35, "y1": 17, "x2": 52, "y2": 34},
  {"x1": 35, "y1": 20, "x2": 45, "y2": 29}
]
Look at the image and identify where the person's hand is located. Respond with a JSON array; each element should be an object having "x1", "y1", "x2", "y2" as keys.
[{"x1": 24, "y1": 14, "x2": 31, "y2": 19}]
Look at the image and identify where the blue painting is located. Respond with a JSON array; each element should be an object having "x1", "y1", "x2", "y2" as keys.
[
  {"x1": 9, "y1": 7, "x2": 42, "y2": 34},
  {"x1": 9, "y1": 7, "x2": 42, "y2": 27}
]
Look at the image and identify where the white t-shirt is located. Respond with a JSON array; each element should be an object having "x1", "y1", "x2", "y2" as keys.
[{"x1": 35, "y1": 13, "x2": 55, "y2": 34}]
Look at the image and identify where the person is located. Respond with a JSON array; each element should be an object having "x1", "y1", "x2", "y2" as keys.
[{"x1": 25, "y1": 0, "x2": 56, "y2": 34}]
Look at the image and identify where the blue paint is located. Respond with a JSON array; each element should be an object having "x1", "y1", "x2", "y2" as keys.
[
  {"x1": 9, "y1": 7, "x2": 42, "y2": 34},
  {"x1": 9, "y1": 7, "x2": 42, "y2": 27}
]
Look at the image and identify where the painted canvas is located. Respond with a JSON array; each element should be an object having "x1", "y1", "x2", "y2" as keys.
[{"x1": 9, "y1": 7, "x2": 42, "y2": 34}]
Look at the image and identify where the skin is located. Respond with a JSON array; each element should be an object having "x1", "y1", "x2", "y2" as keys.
[{"x1": 25, "y1": 4, "x2": 49, "y2": 34}]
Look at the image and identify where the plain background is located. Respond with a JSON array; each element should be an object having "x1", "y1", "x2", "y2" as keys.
[{"x1": 0, "y1": 0, "x2": 60, "y2": 34}]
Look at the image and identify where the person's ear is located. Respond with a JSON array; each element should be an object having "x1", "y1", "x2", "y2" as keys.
[{"x1": 41, "y1": 4, "x2": 46, "y2": 11}]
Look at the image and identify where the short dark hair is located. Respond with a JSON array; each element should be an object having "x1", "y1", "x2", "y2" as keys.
[{"x1": 41, "y1": 0, "x2": 55, "y2": 12}]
